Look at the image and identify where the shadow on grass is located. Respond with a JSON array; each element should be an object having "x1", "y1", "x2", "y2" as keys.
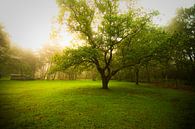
[{"x1": 59, "y1": 85, "x2": 163, "y2": 98}]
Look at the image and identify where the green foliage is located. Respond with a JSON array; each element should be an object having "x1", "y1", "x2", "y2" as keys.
[
  {"x1": 53, "y1": 47, "x2": 97, "y2": 69},
  {"x1": 164, "y1": 4, "x2": 195, "y2": 84},
  {"x1": 167, "y1": 4, "x2": 195, "y2": 63},
  {"x1": 55, "y1": 0, "x2": 159, "y2": 88},
  {"x1": 0, "y1": 80, "x2": 194, "y2": 129}
]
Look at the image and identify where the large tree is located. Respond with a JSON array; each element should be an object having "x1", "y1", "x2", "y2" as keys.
[
  {"x1": 167, "y1": 4, "x2": 195, "y2": 63},
  {"x1": 165, "y1": 4, "x2": 195, "y2": 84},
  {"x1": 55, "y1": 0, "x2": 157, "y2": 89}
]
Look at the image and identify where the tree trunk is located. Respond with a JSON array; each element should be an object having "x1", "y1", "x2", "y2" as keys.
[
  {"x1": 102, "y1": 77, "x2": 109, "y2": 89},
  {"x1": 52, "y1": 73, "x2": 56, "y2": 80},
  {"x1": 135, "y1": 67, "x2": 139, "y2": 85},
  {"x1": 146, "y1": 65, "x2": 151, "y2": 83},
  {"x1": 96, "y1": 66, "x2": 112, "y2": 89}
]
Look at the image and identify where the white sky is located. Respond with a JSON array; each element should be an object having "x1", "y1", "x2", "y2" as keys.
[
  {"x1": 137, "y1": 0, "x2": 195, "y2": 25},
  {"x1": 0, "y1": 0, "x2": 194, "y2": 50}
]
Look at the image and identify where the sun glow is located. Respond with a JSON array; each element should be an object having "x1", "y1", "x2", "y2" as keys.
[
  {"x1": 0, "y1": 0, "x2": 194, "y2": 50},
  {"x1": 50, "y1": 26, "x2": 73, "y2": 48}
]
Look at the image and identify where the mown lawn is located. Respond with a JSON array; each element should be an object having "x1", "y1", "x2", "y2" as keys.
[{"x1": 0, "y1": 80, "x2": 195, "y2": 129}]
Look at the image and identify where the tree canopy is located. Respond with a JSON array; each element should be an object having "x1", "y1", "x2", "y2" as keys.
[
  {"x1": 54, "y1": 0, "x2": 160, "y2": 89},
  {"x1": 165, "y1": 4, "x2": 195, "y2": 84}
]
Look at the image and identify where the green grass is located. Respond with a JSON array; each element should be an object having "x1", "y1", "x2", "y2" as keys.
[{"x1": 0, "y1": 80, "x2": 195, "y2": 129}]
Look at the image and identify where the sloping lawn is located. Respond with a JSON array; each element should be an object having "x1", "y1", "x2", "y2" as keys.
[{"x1": 0, "y1": 80, "x2": 194, "y2": 129}]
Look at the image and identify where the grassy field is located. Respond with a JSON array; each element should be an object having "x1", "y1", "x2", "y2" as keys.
[{"x1": 0, "y1": 80, "x2": 195, "y2": 129}]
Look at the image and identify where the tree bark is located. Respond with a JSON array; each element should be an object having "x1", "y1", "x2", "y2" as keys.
[
  {"x1": 102, "y1": 77, "x2": 109, "y2": 89},
  {"x1": 146, "y1": 65, "x2": 151, "y2": 83},
  {"x1": 135, "y1": 67, "x2": 139, "y2": 85},
  {"x1": 52, "y1": 73, "x2": 56, "y2": 80}
]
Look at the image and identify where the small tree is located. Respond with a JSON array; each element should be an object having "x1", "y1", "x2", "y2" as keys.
[{"x1": 55, "y1": 0, "x2": 157, "y2": 89}]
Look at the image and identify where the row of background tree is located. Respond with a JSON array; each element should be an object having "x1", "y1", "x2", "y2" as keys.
[{"x1": 0, "y1": 3, "x2": 194, "y2": 87}]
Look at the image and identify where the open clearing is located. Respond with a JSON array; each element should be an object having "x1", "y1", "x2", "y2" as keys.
[{"x1": 0, "y1": 80, "x2": 195, "y2": 129}]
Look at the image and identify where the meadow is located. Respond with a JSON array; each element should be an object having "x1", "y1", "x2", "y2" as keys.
[{"x1": 0, "y1": 80, "x2": 194, "y2": 129}]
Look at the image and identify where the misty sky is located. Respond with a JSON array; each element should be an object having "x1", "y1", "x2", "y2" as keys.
[{"x1": 0, "y1": 0, "x2": 194, "y2": 50}]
